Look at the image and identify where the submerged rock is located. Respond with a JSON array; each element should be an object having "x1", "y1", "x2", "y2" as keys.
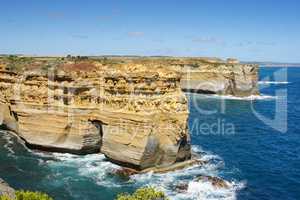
[
  {"x1": 175, "y1": 175, "x2": 230, "y2": 193},
  {"x1": 0, "y1": 178, "x2": 15, "y2": 199},
  {"x1": 110, "y1": 168, "x2": 138, "y2": 181},
  {"x1": 175, "y1": 183, "x2": 189, "y2": 193}
]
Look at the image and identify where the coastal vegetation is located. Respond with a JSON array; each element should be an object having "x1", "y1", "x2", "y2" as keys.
[
  {"x1": 0, "y1": 191, "x2": 53, "y2": 200},
  {"x1": 0, "y1": 188, "x2": 167, "y2": 200},
  {"x1": 116, "y1": 187, "x2": 169, "y2": 200}
]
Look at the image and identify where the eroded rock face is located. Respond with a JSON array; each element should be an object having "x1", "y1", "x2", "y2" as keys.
[
  {"x1": 0, "y1": 63, "x2": 191, "y2": 170},
  {"x1": 95, "y1": 57, "x2": 260, "y2": 97}
]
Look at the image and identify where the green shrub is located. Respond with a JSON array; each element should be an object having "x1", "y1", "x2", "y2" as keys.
[
  {"x1": 0, "y1": 196, "x2": 12, "y2": 200},
  {"x1": 116, "y1": 187, "x2": 169, "y2": 200},
  {"x1": 0, "y1": 191, "x2": 53, "y2": 200},
  {"x1": 16, "y1": 191, "x2": 53, "y2": 200}
]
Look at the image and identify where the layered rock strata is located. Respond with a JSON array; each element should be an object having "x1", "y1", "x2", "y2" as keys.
[
  {"x1": 118, "y1": 57, "x2": 259, "y2": 97},
  {"x1": 0, "y1": 63, "x2": 191, "y2": 170}
]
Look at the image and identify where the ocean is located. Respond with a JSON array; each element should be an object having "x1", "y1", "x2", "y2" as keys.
[{"x1": 1, "y1": 67, "x2": 299, "y2": 200}]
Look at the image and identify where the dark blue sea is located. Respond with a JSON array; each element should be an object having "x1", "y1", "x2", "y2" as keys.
[{"x1": 1, "y1": 67, "x2": 300, "y2": 200}]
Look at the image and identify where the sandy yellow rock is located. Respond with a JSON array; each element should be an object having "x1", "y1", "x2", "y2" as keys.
[{"x1": 0, "y1": 63, "x2": 191, "y2": 170}]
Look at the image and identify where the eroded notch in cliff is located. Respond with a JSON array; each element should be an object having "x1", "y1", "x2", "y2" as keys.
[
  {"x1": 176, "y1": 136, "x2": 191, "y2": 162},
  {"x1": 86, "y1": 120, "x2": 106, "y2": 153}
]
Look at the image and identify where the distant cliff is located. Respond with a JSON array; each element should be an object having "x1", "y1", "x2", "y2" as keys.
[
  {"x1": 85, "y1": 57, "x2": 260, "y2": 97},
  {"x1": 126, "y1": 57, "x2": 259, "y2": 97},
  {"x1": 179, "y1": 60, "x2": 259, "y2": 96}
]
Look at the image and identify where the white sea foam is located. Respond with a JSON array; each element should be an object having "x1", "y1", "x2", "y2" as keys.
[
  {"x1": 198, "y1": 94, "x2": 276, "y2": 101},
  {"x1": 39, "y1": 152, "x2": 122, "y2": 187},
  {"x1": 18, "y1": 143, "x2": 245, "y2": 200},
  {"x1": 129, "y1": 145, "x2": 244, "y2": 200},
  {"x1": 258, "y1": 81, "x2": 289, "y2": 85},
  {"x1": 180, "y1": 180, "x2": 246, "y2": 200}
]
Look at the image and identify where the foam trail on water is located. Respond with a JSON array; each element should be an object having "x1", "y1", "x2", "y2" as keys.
[
  {"x1": 197, "y1": 94, "x2": 276, "y2": 101},
  {"x1": 258, "y1": 81, "x2": 289, "y2": 85}
]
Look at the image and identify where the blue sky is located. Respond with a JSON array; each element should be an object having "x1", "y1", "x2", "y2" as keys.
[{"x1": 0, "y1": 0, "x2": 299, "y2": 62}]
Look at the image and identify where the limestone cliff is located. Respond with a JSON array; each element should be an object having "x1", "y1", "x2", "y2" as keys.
[
  {"x1": 0, "y1": 61, "x2": 191, "y2": 170},
  {"x1": 87, "y1": 57, "x2": 259, "y2": 96},
  {"x1": 114, "y1": 57, "x2": 259, "y2": 97}
]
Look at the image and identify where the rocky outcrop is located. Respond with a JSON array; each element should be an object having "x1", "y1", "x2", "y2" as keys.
[
  {"x1": 195, "y1": 175, "x2": 230, "y2": 189},
  {"x1": 178, "y1": 59, "x2": 259, "y2": 96},
  {"x1": 0, "y1": 62, "x2": 191, "y2": 170},
  {"x1": 175, "y1": 175, "x2": 230, "y2": 193},
  {"x1": 0, "y1": 178, "x2": 15, "y2": 199}
]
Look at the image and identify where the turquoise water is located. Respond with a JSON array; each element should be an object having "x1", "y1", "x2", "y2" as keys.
[{"x1": 1, "y1": 67, "x2": 300, "y2": 200}]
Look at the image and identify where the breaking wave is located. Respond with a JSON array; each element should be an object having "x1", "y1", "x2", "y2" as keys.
[{"x1": 130, "y1": 145, "x2": 245, "y2": 200}]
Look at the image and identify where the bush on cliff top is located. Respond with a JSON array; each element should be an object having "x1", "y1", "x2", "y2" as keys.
[
  {"x1": 116, "y1": 187, "x2": 169, "y2": 200},
  {"x1": 0, "y1": 191, "x2": 53, "y2": 200}
]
